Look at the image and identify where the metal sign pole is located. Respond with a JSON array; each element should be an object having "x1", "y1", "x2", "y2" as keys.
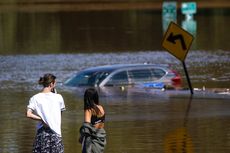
[{"x1": 182, "y1": 61, "x2": 193, "y2": 95}]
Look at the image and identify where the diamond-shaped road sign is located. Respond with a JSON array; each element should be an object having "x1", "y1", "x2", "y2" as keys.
[{"x1": 162, "y1": 22, "x2": 194, "y2": 61}]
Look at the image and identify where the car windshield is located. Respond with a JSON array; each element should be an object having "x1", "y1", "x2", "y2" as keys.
[{"x1": 64, "y1": 70, "x2": 111, "y2": 87}]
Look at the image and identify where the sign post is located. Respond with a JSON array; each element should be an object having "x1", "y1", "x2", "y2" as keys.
[
  {"x1": 162, "y1": 22, "x2": 194, "y2": 94},
  {"x1": 182, "y1": 61, "x2": 193, "y2": 94}
]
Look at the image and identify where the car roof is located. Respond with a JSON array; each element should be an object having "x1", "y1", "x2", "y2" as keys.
[{"x1": 82, "y1": 64, "x2": 170, "y2": 72}]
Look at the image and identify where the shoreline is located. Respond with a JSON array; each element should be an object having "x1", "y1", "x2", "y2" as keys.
[{"x1": 0, "y1": 1, "x2": 230, "y2": 12}]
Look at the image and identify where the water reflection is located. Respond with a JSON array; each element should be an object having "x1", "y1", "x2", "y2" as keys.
[
  {"x1": 162, "y1": 1, "x2": 177, "y2": 33},
  {"x1": 0, "y1": 4, "x2": 230, "y2": 153},
  {"x1": 0, "y1": 73, "x2": 230, "y2": 152},
  {"x1": 181, "y1": 2, "x2": 197, "y2": 37},
  {"x1": 164, "y1": 96, "x2": 194, "y2": 153},
  {"x1": 0, "y1": 8, "x2": 230, "y2": 55},
  {"x1": 164, "y1": 128, "x2": 194, "y2": 153}
]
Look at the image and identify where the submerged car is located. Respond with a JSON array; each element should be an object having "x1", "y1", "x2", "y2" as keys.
[{"x1": 64, "y1": 64, "x2": 182, "y2": 89}]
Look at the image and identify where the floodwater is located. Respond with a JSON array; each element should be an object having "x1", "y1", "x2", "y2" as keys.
[{"x1": 0, "y1": 6, "x2": 230, "y2": 153}]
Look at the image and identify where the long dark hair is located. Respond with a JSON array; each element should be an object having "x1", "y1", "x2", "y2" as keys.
[{"x1": 84, "y1": 88, "x2": 100, "y2": 114}]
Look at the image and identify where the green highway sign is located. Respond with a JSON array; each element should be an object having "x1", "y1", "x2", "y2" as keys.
[{"x1": 181, "y1": 2, "x2": 197, "y2": 15}]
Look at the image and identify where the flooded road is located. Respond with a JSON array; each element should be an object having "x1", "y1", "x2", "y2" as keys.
[
  {"x1": 0, "y1": 6, "x2": 230, "y2": 153},
  {"x1": 0, "y1": 50, "x2": 230, "y2": 90},
  {"x1": 0, "y1": 8, "x2": 230, "y2": 55},
  {"x1": 0, "y1": 51, "x2": 230, "y2": 153}
]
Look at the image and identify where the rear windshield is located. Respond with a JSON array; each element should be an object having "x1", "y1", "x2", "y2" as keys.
[{"x1": 64, "y1": 70, "x2": 111, "y2": 87}]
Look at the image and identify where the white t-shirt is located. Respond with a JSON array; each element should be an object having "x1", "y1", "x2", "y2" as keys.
[{"x1": 27, "y1": 92, "x2": 65, "y2": 137}]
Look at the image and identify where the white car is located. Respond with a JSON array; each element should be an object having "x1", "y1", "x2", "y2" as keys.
[{"x1": 64, "y1": 64, "x2": 182, "y2": 89}]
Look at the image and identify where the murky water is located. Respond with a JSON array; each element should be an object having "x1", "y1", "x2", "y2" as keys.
[
  {"x1": 0, "y1": 51, "x2": 230, "y2": 153},
  {"x1": 0, "y1": 7, "x2": 230, "y2": 153},
  {"x1": 0, "y1": 8, "x2": 230, "y2": 55}
]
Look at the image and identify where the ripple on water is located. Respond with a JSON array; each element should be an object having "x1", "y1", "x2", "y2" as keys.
[{"x1": 0, "y1": 50, "x2": 229, "y2": 90}]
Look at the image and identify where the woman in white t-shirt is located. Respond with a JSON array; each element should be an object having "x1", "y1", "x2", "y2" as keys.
[{"x1": 26, "y1": 73, "x2": 66, "y2": 153}]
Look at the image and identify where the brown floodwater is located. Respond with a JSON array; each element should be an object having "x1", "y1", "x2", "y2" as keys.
[
  {"x1": 0, "y1": 5, "x2": 230, "y2": 153},
  {"x1": 0, "y1": 88, "x2": 230, "y2": 153},
  {"x1": 0, "y1": 51, "x2": 230, "y2": 153}
]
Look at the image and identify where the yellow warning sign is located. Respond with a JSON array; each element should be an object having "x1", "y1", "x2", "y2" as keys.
[{"x1": 162, "y1": 22, "x2": 194, "y2": 61}]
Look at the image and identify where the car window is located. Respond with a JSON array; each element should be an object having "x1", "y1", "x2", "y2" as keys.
[
  {"x1": 151, "y1": 68, "x2": 166, "y2": 79},
  {"x1": 128, "y1": 69, "x2": 153, "y2": 83},
  {"x1": 64, "y1": 71, "x2": 95, "y2": 86},
  {"x1": 95, "y1": 72, "x2": 110, "y2": 85},
  {"x1": 105, "y1": 71, "x2": 129, "y2": 86},
  {"x1": 65, "y1": 71, "x2": 110, "y2": 86}
]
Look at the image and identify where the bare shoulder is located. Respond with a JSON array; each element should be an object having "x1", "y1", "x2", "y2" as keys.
[{"x1": 97, "y1": 105, "x2": 105, "y2": 115}]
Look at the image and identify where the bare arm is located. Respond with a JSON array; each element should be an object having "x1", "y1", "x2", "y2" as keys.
[
  {"x1": 26, "y1": 109, "x2": 42, "y2": 121},
  {"x1": 84, "y1": 109, "x2": 91, "y2": 123}
]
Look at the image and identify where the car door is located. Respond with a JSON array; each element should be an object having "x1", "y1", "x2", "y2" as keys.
[
  {"x1": 103, "y1": 70, "x2": 129, "y2": 86},
  {"x1": 128, "y1": 68, "x2": 153, "y2": 84}
]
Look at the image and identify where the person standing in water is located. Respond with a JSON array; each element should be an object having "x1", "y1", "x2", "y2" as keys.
[
  {"x1": 26, "y1": 73, "x2": 66, "y2": 153},
  {"x1": 79, "y1": 88, "x2": 106, "y2": 153}
]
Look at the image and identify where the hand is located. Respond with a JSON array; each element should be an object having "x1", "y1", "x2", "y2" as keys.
[
  {"x1": 26, "y1": 109, "x2": 42, "y2": 121},
  {"x1": 42, "y1": 121, "x2": 49, "y2": 127}
]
